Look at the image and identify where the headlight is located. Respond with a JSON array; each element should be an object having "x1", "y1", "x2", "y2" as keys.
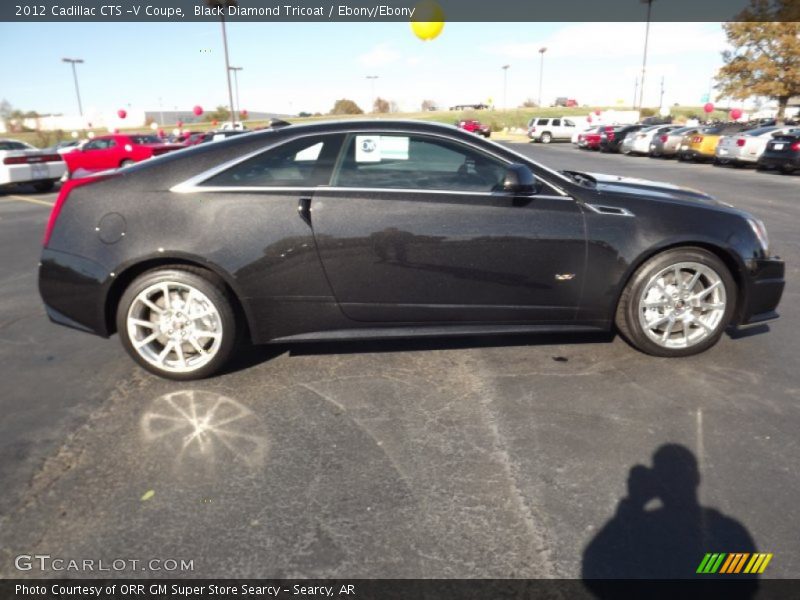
[{"x1": 747, "y1": 217, "x2": 770, "y2": 253}]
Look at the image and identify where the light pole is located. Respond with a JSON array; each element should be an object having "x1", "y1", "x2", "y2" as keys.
[
  {"x1": 537, "y1": 48, "x2": 547, "y2": 108},
  {"x1": 229, "y1": 66, "x2": 243, "y2": 120},
  {"x1": 502, "y1": 64, "x2": 510, "y2": 110},
  {"x1": 207, "y1": 0, "x2": 238, "y2": 128},
  {"x1": 638, "y1": 0, "x2": 655, "y2": 110},
  {"x1": 366, "y1": 75, "x2": 379, "y2": 110},
  {"x1": 62, "y1": 58, "x2": 84, "y2": 116},
  {"x1": 633, "y1": 76, "x2": 639, "y2": 110}
]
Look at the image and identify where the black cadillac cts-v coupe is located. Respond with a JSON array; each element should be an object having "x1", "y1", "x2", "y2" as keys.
[{"x1": 39, "y1": 119, "x2": 785, "y2": 379}]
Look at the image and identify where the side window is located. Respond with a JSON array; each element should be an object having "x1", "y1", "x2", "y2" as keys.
[
  {"x1": 333, "y1": 133, "x2": 507, "y2": 193},
  {"x1": 537, "y1": 118, "x2": 549, "y2": 126},
  {"x1": 564, "y1": 119, "x2": 575, "y2": 127},
  {"x1": 107, "y1": 139, "x2": 117, "y2": 148},
  {"x1": 202, "y1": 134, "x2": 344, "y2": 187},
  {"x1": 84, "y1": 139, "x2": 106, "y2": 150},
  {"x1": 552, "y1": 119, "x2": 561, "y2": 127}
]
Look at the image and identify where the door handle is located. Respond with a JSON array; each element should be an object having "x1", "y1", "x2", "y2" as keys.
[{"x1": 298, "y1": 197, "x2": 312, "y2": 226}]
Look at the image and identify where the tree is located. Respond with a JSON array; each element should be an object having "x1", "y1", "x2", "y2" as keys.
[
  {"x1": 207, "y1": 105, "x2": 231, "y2": 122},
  {"x1": 520, "y1": 98, "x2": 539, "y2": 108},
  {"x1": 421, "y1": 99, "x2": 437, "y2": 111},
  {"x1": 715, "y1": 1, "x2": 800, "y2": 122},
  {"x1": 373, "y1": 97, "x2": 390, "y2": 113},
  {"x1": 330, "y1": 99, "x2": 364, "y2": 115}
]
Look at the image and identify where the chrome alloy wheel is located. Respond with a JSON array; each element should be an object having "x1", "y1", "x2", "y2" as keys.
[
  {"x1": 126, "y1": 281, "x2": 223, "y2": 373},
  {"x1": 637, "y1": 262, "x2": 727, "y2": 350}
]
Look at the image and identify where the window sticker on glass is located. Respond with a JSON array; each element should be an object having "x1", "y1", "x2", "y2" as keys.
[
  {"x1": 379, "y1": 136, "x2": 409, "y2": 161},
  {"x1": 355, "y1": 135, "x2": 381, "y2": 162}
]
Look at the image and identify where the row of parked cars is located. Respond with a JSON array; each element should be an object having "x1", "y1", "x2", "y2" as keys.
[
  {"x1": 569, "y1": 120, "x2": 800, "y2": 174},
  {"x1": 0, "y1": 126, "x2": 257, "y2": 191}
]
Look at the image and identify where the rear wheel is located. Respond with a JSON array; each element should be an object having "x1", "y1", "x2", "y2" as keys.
[
  {"x1": 116, "y1": 268, "x2": 239, "y2": 379},
  {"x1": 615, "y1": 248, "x2": 735, "y2": 357},
  {"x1": 120, "y1": 159, "x2": 134, "y2": 168},
  {"x1": 540, "y1": 132, "x2": 552, "y2": 144}
]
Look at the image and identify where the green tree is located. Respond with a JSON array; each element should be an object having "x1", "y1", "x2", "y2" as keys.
[
  {"x1": 330, "y1": 99, "x2": 364, "y2": 115},
  {"x1": 715, "y1": 1, "x2": 800, "y2": 122},
  {"x1": 207, "y1": 105, "x2": 231, "y2": 122}
]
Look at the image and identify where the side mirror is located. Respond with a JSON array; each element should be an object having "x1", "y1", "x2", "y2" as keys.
[{"x1": 503, "y1": 163, "x2": 538, "y2": 195}]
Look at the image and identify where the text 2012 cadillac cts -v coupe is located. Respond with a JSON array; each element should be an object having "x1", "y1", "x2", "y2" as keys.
[{"x1": 39, "y1": 119, "x2": 785, "y2": 379}]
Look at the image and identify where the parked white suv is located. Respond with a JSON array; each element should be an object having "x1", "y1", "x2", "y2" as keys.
[{"x1": 527, "y1": 117, "x2": 578, "y2": 143}]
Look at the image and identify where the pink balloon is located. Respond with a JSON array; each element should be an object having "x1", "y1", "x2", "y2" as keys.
[
  {"x1": 212, "y1": 119, "x2": 218, "y2": 126},
  {"x1": 730, "y1": 108, "x2": 743, "y2": 120},
  {"x1": 158, "y1": 129, "x2": 165, "y2": 137},
  {"x1": 703, "y1": 102, "x2": 714, "y2": 114},
  {"x1": 594, "y1": 109, "x2": 601, "y2": 115},
  {"x1": 177, "y1": 120, "x2": 183, "y2": 128},
  {"x1": 193, "y1": 105, "x2": 203, "y2": 116},
  {"x1": 240, "y1": 109, "x2": 248, "y2": 118},
  {"x1": 112, "y1": 128, "x2": 119, "y2": 134},
  {"x1": 587, "y1": 115, "x2": 593, "y2": 123},
  {"x1": 117, "y1": 109, "x2": 127, "y2": 119}
]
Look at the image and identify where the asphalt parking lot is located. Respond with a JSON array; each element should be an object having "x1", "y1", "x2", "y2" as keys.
[{"x1": 1, "y1": 144, "x2": 798, "y2": 581}]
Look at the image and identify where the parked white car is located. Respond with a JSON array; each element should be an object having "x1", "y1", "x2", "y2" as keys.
[
  {"x1": 527, "y1": 117, "x2": 579, "y2": 143},
  {"x1": 715, "y1": 125, "x2": 800, "y2": 165},
  {"x1": 0, "y1": 139, "x2": 66, "y2": 192},
  {"x1": 621, "y1": 125, "x2": 681, "y2": 155}
]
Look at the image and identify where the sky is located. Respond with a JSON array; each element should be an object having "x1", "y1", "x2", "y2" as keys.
[{"x1": 0, "y1": 21, "x2": 732, "y2": 117}]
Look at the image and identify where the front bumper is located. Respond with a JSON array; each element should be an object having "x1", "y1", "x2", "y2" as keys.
[{"x1": 738, "y1": 257, "x2": 785, "y2": 326}]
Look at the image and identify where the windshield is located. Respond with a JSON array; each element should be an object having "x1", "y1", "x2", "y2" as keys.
[{"x1": 0, "y1": 141, "x2": 33, "y2": 151}]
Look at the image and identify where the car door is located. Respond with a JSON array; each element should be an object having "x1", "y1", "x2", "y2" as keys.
[
  {"x1": 309, "y1": 131, "x2": 587, "y2": 323},
  {"x1": 561, "y1": 119, "x2": 576, "y2": 140}
]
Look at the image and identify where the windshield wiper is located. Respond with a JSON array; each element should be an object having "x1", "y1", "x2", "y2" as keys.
[{"x1": 560, "y1": 170, "x2": 596, "y2": 188}]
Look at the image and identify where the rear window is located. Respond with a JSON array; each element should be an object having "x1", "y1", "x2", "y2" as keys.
[
  {"x1": 0, "y1": 141, "x2": 33, "y2": 151},
  {"x1": 536, "y1": 118, "x2": 549, "y2": 125},
  {"x1": 744, "y1": 126, "x2": 778, "y2": 137},
  {"x1": 129, "y1": 135, "x2": 161, "y2": 144}
]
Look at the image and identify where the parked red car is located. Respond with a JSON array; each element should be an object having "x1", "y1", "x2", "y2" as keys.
[
  {"x1": 580, "y1": 126, "x2": 614, "y2": 150},
  {"x1": 63, "y1": 134, "x2": 183, "y2": 175},
  {"x1": 457, "y1": 120, "x2": 491, "y2": 138}
]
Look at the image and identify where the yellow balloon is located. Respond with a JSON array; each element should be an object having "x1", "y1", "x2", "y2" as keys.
[{"x1": 411, "y1": 1, "x2": 445, "y2": 41}]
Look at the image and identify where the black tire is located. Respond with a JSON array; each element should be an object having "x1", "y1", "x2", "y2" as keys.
[
  {"x1": 615, "y1": 247, "x2": 736, "y2": 357},
  {"x1": 780, "y1": 164, "x2": 795, "y2": 175},
  {"x1": 116, "y1": 267, "x2": 239, "y2": 380},
  {"x1": 33, "y1": 181, "x2": 55, "y2": 192},
  {"x1": 540, "y1": 132, "x2": 552, "y2": 144}
]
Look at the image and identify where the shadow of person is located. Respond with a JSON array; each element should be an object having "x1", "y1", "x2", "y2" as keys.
[{"x1": 582, "y1": 444, "x2": 758, "y2": 598}]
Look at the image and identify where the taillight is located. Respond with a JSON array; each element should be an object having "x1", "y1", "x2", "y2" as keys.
[
  {"x1": 43, "y1": 175, "x2": 111, "y2": 247},
  {"x1": 791, "y1": 141, "x2": 800, "y2": 152},
  {"x1": 608, "y1": 133, "x2": 615, "y2": 141},
  {"x1": 736, "y1": 138, "x2": 746, "y2": 147},
  {"x1": 3, "y1": 154, "x2": 62, "y2": 165},
  {"x1": 659, "y1": 135, "x2": 668, "y2": 143},
  {"x1": 692, "y1": 136, "x2": 703, "y2": 143}
]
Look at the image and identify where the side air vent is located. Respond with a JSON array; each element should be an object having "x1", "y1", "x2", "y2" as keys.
[{"x1": 585, "y1": 203, "x2": 635, "y2": 217}]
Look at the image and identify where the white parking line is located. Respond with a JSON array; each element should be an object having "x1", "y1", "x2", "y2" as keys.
[{"x1": 3, "y1": 195, "x2": 55, "y2": 208}]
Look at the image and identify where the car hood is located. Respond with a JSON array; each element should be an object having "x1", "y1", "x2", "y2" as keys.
[{"x1": 583, "y1": 172, "x2": 724, "y2": 206}]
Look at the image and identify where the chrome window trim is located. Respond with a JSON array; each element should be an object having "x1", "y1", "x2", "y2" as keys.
[{"x1": 170, "y1": 128, "x2": 572, "y2": 197}]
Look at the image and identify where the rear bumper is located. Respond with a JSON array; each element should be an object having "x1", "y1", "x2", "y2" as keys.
[
  {"x1": 38, "y1": 248, "x2": 112, "y2": 337},
  {"x1": 738, "y1": 257, "x2": 785, "y2": 326},
  {"x1": 758, "y1": 155, "x2": 800, "y2": 169}
]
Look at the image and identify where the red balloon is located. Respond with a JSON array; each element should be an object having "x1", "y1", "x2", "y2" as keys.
[
  {"x1": 730, "y1": 108, "x2": 743, "y2": 120},
  {"x1": 703, "y1": 102, "x2": 714, "y2": 114},
  {"x1": 158, "y1": 129, "x2": 165, "y2": 137},
  {"x1": 117, "y1": 109, "x2": 127, "y2": 119},
  {"x1": 594, "y1": 109, "x2": 601, "y2": 115},
  {"x1": 240, "y1": 109, "x2": 248, "y2": 118},
  {"x1": 113, "y1": 128, "x2": 119, "y2": 134},
  {"x1": 177, "y1": 120, "x2": 183, "y2": 128},
  {"x1": 193, "y1": 105, "x2": 203, "y2": 116},
  {"x1": 587, "y1": 115, "x2": 593, "y2": 123}
]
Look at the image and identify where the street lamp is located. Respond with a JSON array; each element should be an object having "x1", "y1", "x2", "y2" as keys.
[
  {"x1": 62, "y1": 58, "x2": 84, "y2": 116},
  {"x1": 229, "y1": 66, "x2": 243, "y2": 119},
  {"x1": 502, "y1": 65, "x2": 510, "y2": 110},
  {"x1": 638, "y1": 0, "x2": 655, "y2": 110},
  {"x1": 537, "y1": 47, "x2": 547, "y2": 108},
  {"x1": 207, "y1": 0, "x2": 238, "y2": 128},
  {"x1": 366, "y1": 75, "x2": 379, "y2": 110}
]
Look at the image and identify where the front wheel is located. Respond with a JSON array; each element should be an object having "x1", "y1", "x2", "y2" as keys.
[
  {"x1": 116, "y1": 268, "x2": 239, "y2": 379},
  {"x1": 615, "y1": 248, "x2": 735, "y2": 357}
]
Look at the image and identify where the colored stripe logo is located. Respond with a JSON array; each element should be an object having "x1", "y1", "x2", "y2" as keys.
[{"x1": 697, "y1": 553, "x2": 773, "y2": 574}]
